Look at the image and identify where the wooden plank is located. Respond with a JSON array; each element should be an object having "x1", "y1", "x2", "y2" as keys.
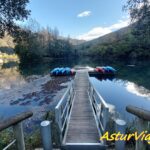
[
  {"x1": 0, "y1": 109, "x2": 33, "y2": 131},
  {"x1": 64, "y1": 70, "x2": 100, "y2": 144}
]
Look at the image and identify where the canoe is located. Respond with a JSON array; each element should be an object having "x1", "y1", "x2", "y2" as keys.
[
  {"x1": 50, "y1": 67, "x2": 75, "y2": 76},
  {"x1": 95, "y1": 66, "x2": 116, "y2": 74}
]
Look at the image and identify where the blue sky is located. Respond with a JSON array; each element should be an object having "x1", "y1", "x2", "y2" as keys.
[{"x1": 27, "y1": 0, "x2": 129, "y2": 40}]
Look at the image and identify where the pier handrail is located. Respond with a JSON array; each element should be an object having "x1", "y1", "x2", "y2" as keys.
[
  {"x1": 126, "y1": 105, "x2": 150, "y2": 150},
  {"x1": 55, "y1": 81, "x2": 75, "y2": 143},
  {"x1": 0, "y1": 111, "x2": 33, "y2": 131},
  {"x1": 126, "y1": 105, "x2": 150, "y2": 121},
  {"x1": 0, "y1": 110, "x2": 33, "y2": 150},
  {"x1": 88, "y1": 80, "x2": 109, "y2": 135},
  {"x1": 89, "y1": 81, "x2": 108, "y2": 108}
]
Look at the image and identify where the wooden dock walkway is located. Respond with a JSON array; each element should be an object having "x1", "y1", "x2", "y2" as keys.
[
  {"x1": 55, "y1": 69, "x2": 111, "y2": 150},
  {"x1": 62, "y1": 70, "x2": 105, "y2": 149},
  {"x1": 65, "y1": 70, "x2": 99, "y2": 143}
]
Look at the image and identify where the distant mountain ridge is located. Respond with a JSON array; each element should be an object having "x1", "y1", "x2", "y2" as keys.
[
  {"x1": 69, "y1": 38, "x2": 85, "y2": 45},
  {"x1": 77, "y1": 25, "x2": 132, "y2": 48},
  {"x1": 59, "y1": 36, "x2": 85, "y2": 45}
]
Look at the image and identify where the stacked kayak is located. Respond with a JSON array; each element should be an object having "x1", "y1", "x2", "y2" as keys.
[
  {"x1": 95, "y1": 66, "x2": 116, "y2": 74},
  {"x1": 50, "y1": 67, "x2": 75, "y2": 76}
]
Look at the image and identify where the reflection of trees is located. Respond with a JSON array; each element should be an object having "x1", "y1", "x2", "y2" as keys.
[
  {"x1": 0, "y1": 57, "x2": 149, "y2": 94},
  {"x1": 18, "y1": 57, "x2": 100, "y2": 77},
  {"x1": 89, "y1": 58, "x2": 150, "y2": 91},
  {"x1": 0, "y1": 66, "x2": 25, "y2": 90},
  {"x1": 2, "y1": 61, "x2": 18, "y2": 69},
  {"x1": 18, "y1": 58, "x2": 150, "y2": 91},
  {"x1": 116, "y1": 61, "x2": 150, "y2": 91}
]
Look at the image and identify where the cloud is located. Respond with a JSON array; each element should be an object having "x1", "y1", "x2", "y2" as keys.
[
  {"x1": 77, "y1": 27, "x2": 111, "y2": 41},
  {"x1": 77, "y1": 11, "x2": 91, "y2": 18},
  {"x1": 76, "y1": 18, "x2": 130, "y2": 41}
]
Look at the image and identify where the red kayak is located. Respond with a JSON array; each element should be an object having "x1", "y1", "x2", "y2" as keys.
[{"x1": 95, "y1": 67, "x2": 105, "y2": 73}]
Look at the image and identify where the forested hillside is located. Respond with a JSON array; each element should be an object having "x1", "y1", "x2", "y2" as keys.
[
  {"x1": 14, "y1": 26, "x2": 74, "y2": 62},
  {"x1": 77, "y1": 29, "x2": 150, "y2": 59},
  {"x1": 78, "y1": 26, "x2": 131, "y2": 48},
  {"x1": 76, "y1": 0, "x2": 150, "y2": 60},
  {"x1": 0, "y1": 0, "x2": 149, "y2": 63}
]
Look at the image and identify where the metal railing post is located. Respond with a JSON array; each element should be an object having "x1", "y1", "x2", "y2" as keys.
[
  {"x1": 91, "y1": 87, "x2": 94, "y2": 101},
  {"x1": 13, "y1": 122, "x2": 25, "y2": 150},
  {"x1": 115, "y1": 119, "x2": 126, "y2": 150},
  {"x1": 103, "y1": 107, "x2": 109, "y2": 132},
  {"x1": 40, "y1": 120, "x2": 52, "y2": 150}
]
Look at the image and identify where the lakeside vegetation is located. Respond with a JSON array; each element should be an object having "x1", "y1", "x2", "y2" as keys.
[
  {"x1": 79, "y1": 29, "x2": 150, "y2": 59},
  {"x1": 0, "y1": 1, "x2": 150, "y2": 63},
  {"x1": 78, "y1": 0, "x2": 150, "y2": 59},
  {"x1": 0, "y1": 53, "x2": 18, "y2": 62},
  {"x1": 0, "y1": 33, "x2": 18, "y2": 61},
  {"x1": 11, "y1": 18, "x2": 150, "y2": 63},
  {"x1": 14, "y1": 0, "x2": 150, "y2": 62},
  {"x1": 14, "y1": 20, "x2": 74, "y2": 63}
]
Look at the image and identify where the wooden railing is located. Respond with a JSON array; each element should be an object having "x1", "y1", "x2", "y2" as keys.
[
  {"x1": 55, "y1": 81, "x2": 75, "y2": 143},
  {"x1": 126, "y1": 105, "x2": 150, "y2": 150},
  {"x1": 88, "y1": 81, "x2": 109, "y2": 136},
  {"x1": 0, "y1": 111, "x2": 33, "y2": 150}
]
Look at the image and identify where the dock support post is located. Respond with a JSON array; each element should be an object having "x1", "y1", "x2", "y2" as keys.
[
  {"x1": 13, "y1": 122, "x2": 25, "y2": 150},
  {"x1": 40, "y1": 120, "x2": 52, "y2": 150},
  {"x1": 136, "y1": 118, "x2": 148, "y2": 150},
  {"x1": 115, "y1": 119, "x2": 126, "y2": 150}
]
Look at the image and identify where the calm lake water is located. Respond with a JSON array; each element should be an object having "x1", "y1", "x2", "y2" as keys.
[{"x1": 0, "y1": 57, "x2": 150, "y2": 122}]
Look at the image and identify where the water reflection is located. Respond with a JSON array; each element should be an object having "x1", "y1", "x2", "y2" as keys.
[
  {"x1": 90, "y1": 77, "x2": 150, "y2": 120},
  {"x1": 2, "y1": 61, "x2": 18, "y2": 69},
  {"x1": 0, "y1": 66, "x2": 26, "y2": 90},
  {"x1": 0, "y1": 58, "x2": 150, "y2": 120},
  {"x1": 125, "y1": 81, "x2": 150, "y2": 99},
  {"x1": 90, "y1": 74, "x2": 115, "y2": 81}
]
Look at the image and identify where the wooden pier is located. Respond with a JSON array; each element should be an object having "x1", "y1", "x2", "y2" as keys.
[
  {"x1": 64, "y1": 71, "x2": 99, "y2": 144},
  {"x1": 55, "y1": 70, "x2": 109, "y2": 150}
]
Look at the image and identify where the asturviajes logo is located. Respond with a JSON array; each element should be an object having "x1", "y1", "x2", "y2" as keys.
[{"x1": 100, "y1": 131, "x2": 150, "y2": 144}]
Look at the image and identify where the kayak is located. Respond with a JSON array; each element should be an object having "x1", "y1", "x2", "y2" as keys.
[
  {"x1": 95, "y1": 67, "x2": 105, "y2": 73},
  {"x1": 50, "y1": 67, "x2": 75, "y2": 76},
  {"x1": 95, "y1": 66, "x2": 116, "y2": 74}
]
